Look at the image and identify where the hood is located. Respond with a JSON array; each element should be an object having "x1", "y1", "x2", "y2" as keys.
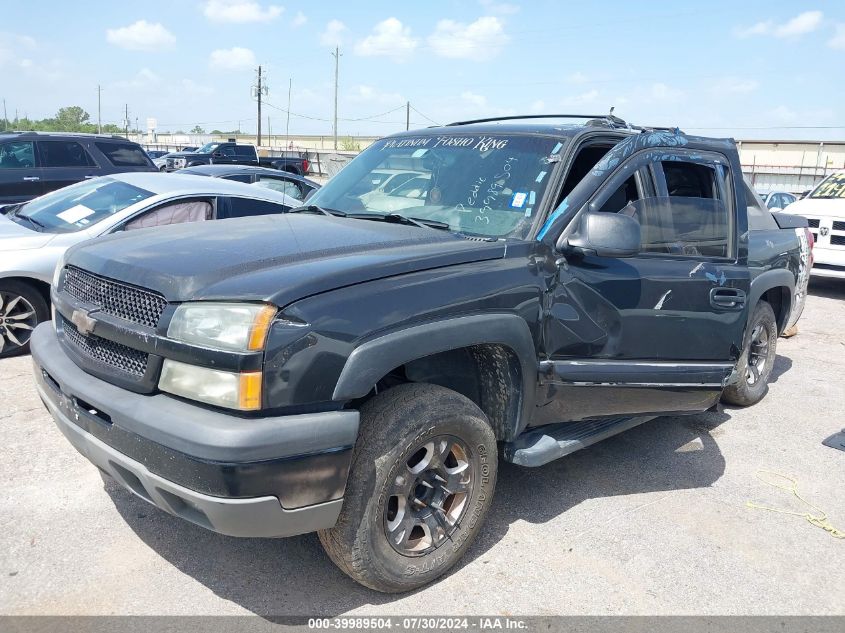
[
  {"x1": 784, "y1": 197, "x2": 845, "y2": 218},
  {"x1": 66, "y1": 214, "x2": 506, "y2": 306},
  {"x1": 0, "y1": 213, "x2": 57, "y2": 250}
]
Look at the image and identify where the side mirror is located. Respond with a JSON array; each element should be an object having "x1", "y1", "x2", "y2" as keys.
[
  {"x1": 559, "y1": 212, "x2": 641, "y2": 258},
  {"x1": 212, "y1": 151, "x2": 222, "y2": 158}
]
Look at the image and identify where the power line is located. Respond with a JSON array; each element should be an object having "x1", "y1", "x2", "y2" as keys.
[{"x1": 409, "y1": 105, "x2": 441, "y2": 126}]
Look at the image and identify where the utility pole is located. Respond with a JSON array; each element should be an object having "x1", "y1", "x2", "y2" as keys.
[
  {"x1": 331, "y1": 47, "x2": 342, "y2": 150},
  {"x1": 97, "y1": 85, "x2": 102, "y2": 134},
  {"x1": 406, "y1": 101, "x2": 410, "y2": 131},
  {"x1": 253, "y1": 65, "x2": 267, "y2": 147},
  {"x1": 285, "y1": 77, "x2": 291, "y2": 151},
  {"x1": 2, "y1": 99, "x2": 7, "y2": 131},
  {"x1": 124, "y1": 104, "x2": 129, "y2": 138}
]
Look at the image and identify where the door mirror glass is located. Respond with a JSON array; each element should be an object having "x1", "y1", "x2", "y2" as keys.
[{"x1": 561, "y1": 212, "x2": 641, "y2": 258}]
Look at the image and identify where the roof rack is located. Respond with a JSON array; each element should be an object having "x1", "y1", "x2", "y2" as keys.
[
  {"x1": 444, "y1": 110, "x2": 684, "y2": 135},
  {"x1": 446, "y1": 114, "x2": 622, "y2": 127}
]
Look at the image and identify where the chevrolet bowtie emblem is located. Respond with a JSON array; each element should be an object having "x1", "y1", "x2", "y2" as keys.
[{"x1": 70, "y1": 309, "x2": 97, "y2": 336}]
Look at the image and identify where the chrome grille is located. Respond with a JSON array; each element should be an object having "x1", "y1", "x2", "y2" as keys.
[
  {"x1": 833, "y1": 221, "x2": 845, "y2": 231},
  {"x1": 63, "y1": 266, "x2": 166, "y2": 328},
  {"x1": 61, "y1": 316, "x2": 148, "y2": 378},
  {"x1": 807, "y1": 218, "x2": 820, "y2": 228},
  {"x1": 831, "y1": 235, "x2": 845, "y2": 247}
]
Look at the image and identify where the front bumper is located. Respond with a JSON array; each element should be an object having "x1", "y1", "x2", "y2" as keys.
[{"x1": 31, "y1": 323, "x2": 359, "y2": 538}]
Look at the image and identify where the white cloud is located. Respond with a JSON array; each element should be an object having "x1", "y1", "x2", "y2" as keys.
[
  {"x1": 106, "y1": 20, "x2": 175, "y2": 51},
  {"x1": 349, "y1": 84, "x2": 404, "y2": 105},
  {"x1": 567, "y1": 71, "x2": 588, "y2": 84},
  {"x1": 710, "y1": 77, "x2": 759, "y2": 95},
  {"x1": 479, "y1": 0, "x2": 520, "y2": 15},
  {"x1": 829, "y1": 23, "x2": 845, "y2": 49},
  {"x1": 114, "y1": 67, "x2": 160, "y2": 90},
  {"x1": 0, "y1": 32, "x2": 36, "y2": 67},
  {"x1": 529, "y1": 99, "x2": 546, "y2": 113},
  {"x1": 560, "y1": 89, "x2": 600, "y2": 106},
  {"x1": 354, "y1": 18, "x2": 418, "y2": 59},
  {"x1": 736, "y1": 10, "x2": 823, "y2": 38},
  {"x1": 181, "y1": 79, "x2": 214, "y2": 97},
  {"x1": 292, "y1": 11, "x2": 307, "y2": 28},
  {"x1": 320, "y1": 19, "x2": 348, "y2": 47},
  {"x1": 209, "y1": 46, "x2": 256, "y2": 70},
  {"x1": 649, "y1": 82, "x2": 685, "y2": 103},
  {"x1": 203, "y1": 1, "x2": 283, "y2": 23},
  {"x1": 428, "y1": 16, "x2": 508, "y2": 61},
  {"x1": 460, "y1": 91, "x2": 488, "y2": 108}
]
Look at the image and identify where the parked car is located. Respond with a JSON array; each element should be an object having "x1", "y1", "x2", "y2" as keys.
[
  {"x1": 759, "y1": 190, "x2": 797, "y2": 211},
  {"x1": 145, "y1": 150, "x2": 169, "y2": 160},
  {"x1": 165, "y1": 142, "x2": 310, "y2": 175},
  {"x1": 178, "y1": 164, "x2": 320, "y2": 202},
  {"x1": 31, "y1": 115, "x2": 809, "y2": 593},
  {"x1": 780, "y1": 171, "x2": 845, "y2": 278},
  {"x1": 0, "y1": 132, "x2": 156, "y2": 204},
  {"x1": 0, "y1": 172, "x2": 299, "y2": 357}
]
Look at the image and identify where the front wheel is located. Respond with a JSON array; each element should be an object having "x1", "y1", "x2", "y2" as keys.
[
  {"x1": 721, "y1": 301, "x2": 777, "y2": 406},
  {"x1": 319, "y1": 383, "x2": 497, "y2": 593},
  {"x1": 0, "y1": 280, "x2": 48, "y2": 358}
]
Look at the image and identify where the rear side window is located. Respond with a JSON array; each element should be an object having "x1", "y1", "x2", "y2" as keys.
[
  {"x1": 221, "y1": 197, "x2": 289, "y2": 218},
  {"x1": 39, "y1": 140, "x2": 97, "y2": 168},
  {"x1": 255, "y1": 176, "x2": 304, "y2": 200},
  {"x1": 235, "y1": 145, "x2": 256, "y2": 158},
  {"x1": 224, "y1": 174, "x2": 253, "y2": 184},
  {"x1": 0, "y1": 141, "x2": 35, "y2": 169},
  {"x1": 95, "y1": 142, "x2": 152, "y2": 167}
]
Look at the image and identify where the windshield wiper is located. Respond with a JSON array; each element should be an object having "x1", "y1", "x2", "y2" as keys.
[
  {"x1": 288, "y1": 204, "x2": 347, "y2": 217},
  {"x1": 13, "y1": 212, "x2": 45, "y2": 230},
  {"x1": 347, "y1": 213, "x2": 451, "y2": 231}
]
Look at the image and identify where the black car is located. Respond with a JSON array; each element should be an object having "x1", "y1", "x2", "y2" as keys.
[
  {"x1": 32, "y1": 114, "x2": 811, "y2": 593},
  {"x1": 178, "y1": 164, "x2": 320, "y2": 202},
  {"x1": 0, "y1": 132, "x2": 156, "y2": 204}
]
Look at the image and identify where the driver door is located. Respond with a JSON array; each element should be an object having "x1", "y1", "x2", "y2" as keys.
[{"x1": 538, "y1": 147, "x2": 749, "y2": 423}]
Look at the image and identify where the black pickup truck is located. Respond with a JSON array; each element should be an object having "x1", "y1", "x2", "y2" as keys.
[
  {"x1": 31, "y1": 115, "x2": 811, "y2": 593},
  {"x1": 165, "y1": 141, "x2": 310, "y2": 175}
]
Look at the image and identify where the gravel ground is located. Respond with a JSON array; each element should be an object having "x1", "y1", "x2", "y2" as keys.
[{"x1": 1, "y1": 279, "x2": 844, "y2": 617}]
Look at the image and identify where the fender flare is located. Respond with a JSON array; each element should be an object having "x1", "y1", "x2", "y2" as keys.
[
  {"x1": 748, "y1": 268, "x2": 795, "y2": 333},
  {"x1": 332, "y1": 313, "x2": 537, "y2": 437}
]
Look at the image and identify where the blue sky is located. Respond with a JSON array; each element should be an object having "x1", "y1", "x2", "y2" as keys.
[{"x1": 1, "y1": 0, "x2": 844, "y2": 139}]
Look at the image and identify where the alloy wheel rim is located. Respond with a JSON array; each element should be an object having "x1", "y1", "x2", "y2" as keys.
[
  {"x1": 0, "y1": 292, "x2": 38, "y2": 354},
  {"x1": 746, "y1": 324, "x2": 770, "y2": 386},
  {"x1": 383, "y1": 434, "x2": 475, "y2": 557}
]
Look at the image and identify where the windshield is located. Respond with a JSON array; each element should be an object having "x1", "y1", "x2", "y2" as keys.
[
  {"x1": 196, "y1": 142, "x2": 221, "y2": 154},
  {"x1": 810, "y1": 172, "x2": 845, "y2": 199},
  {"x1": 12, "y1": 178, "x2": 153, "y2": 233},
  {"x1": 306, "y1": 134, "x2": 564, "y2": 238}
]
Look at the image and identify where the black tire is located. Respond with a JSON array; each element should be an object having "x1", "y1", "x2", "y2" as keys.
[
  {"x1": 0, "y1": 280, "x2": 49, "y2": 358},
  {"x1": 318, "y1": 383, "x2": 497, "y2": 593},
  {"x1": 158, "y1": 165, "x2": 167, "y2": 172},
  {"x1": 721, "y1": 301, "x2": 777, "y2": 406}
]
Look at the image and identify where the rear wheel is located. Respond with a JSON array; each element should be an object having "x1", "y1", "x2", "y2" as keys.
[
  {"x1": 0, "y1": 280, "x2": 48, "y2": 358},
  {"x1": 721, "y1": 301, "x2": 777, "y2": 406},
  {"x1": 318, "y1": 383, "x2": 497, "y2": 593}
]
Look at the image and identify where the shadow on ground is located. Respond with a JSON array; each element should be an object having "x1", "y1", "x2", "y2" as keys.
[
  {"x1": 106, "y1": 409, "x2": 731, "y2": 616},
  {"x1": 808, "y1": 278, "x2": 845, "y2": 301}
]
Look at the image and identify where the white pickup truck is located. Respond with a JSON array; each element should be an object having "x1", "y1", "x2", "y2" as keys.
[{"x1": 784, "y1": 171, "x2": 845, "y2": 279}]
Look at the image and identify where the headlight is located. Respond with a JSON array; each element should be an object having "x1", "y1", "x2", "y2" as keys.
[
  {"x1": 159, "y1": 360, "x2": 262, "y2": 410},
  {"x1": 52, "y1": 252, "x2": 68, "y2": 289},
  {"x1": 167, "y1": 302, "x2": 276, "y2": 351}
]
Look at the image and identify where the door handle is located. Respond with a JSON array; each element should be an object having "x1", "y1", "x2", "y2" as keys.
[
  {"x1": 83, "y1": 175, "x2": 96, "y2": 179},
  {"x1": 22, "y1": 176, "x2": 40, "y2": 181},
  {"x1": 710, "y1": 287, "x2": 746, "y2": 310}
]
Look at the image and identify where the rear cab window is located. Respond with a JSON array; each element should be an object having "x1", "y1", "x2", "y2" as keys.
[{"x1": 95, "y1": 142, "x2": 153, "y2": 167}]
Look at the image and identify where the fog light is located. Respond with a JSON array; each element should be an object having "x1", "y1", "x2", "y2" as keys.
[{"x1": 159, "y1": 359, "x2": 262, "y2": 411}]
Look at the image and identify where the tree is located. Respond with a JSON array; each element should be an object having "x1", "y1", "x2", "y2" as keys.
[
  {"x1": 190, "y1": 125, "x2": 205, "y2": 134},
  {"x1": 55, "y1": 106, "x2": 90, "y2": 131}
]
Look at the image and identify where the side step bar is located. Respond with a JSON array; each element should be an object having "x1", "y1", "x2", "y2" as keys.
[{"x1": 503, "y1": 416, "x2": 656, "y2": 467}]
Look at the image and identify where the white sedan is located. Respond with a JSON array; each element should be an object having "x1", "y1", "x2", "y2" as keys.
[{"x1": 0, "y1": 172, "x2": 300, "y2": 357}]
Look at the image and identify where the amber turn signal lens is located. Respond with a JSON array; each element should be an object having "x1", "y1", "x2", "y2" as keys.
[
  {"x1": 247, "y1": 305, "x2": 277, "y2": 351},
  {"x1": 238, "y1": 371, "x2": 263, "y2": 410}
]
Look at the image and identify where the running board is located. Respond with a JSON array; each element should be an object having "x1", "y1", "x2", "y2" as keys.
[{"x1": 503, "y1": 416, "x2": 655, "y2": 467}]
